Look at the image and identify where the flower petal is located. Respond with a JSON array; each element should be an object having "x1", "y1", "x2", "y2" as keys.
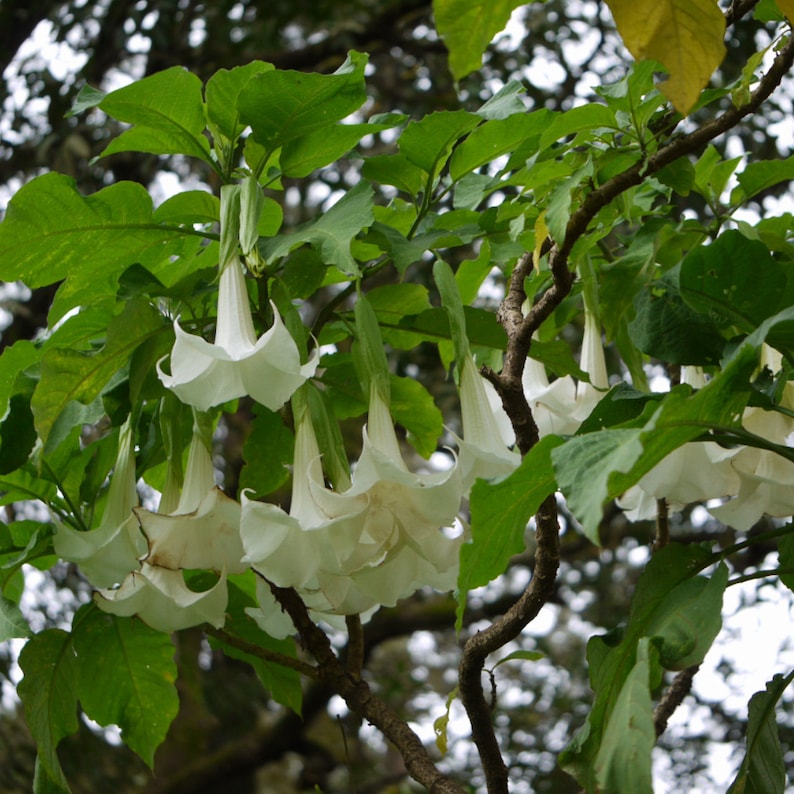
[{"x1": 95, "y1": 564, "x2": 228, "y2": 632}]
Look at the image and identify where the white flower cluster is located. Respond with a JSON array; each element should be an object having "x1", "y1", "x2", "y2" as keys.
[
  {"x1": 619, "y1": 346, "x2": 794, "y2": 529},
  {"x1": 54, "y1": 182, "x2": 524, "y2": 635}
]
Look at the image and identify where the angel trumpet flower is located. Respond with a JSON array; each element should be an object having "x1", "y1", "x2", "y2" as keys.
[
  {"x1": 617, "y1": 367, "x2": 741, "y2": 522},
  {"x1": 54, "y1": 420, "x2": 147, "y2": 588},
  {"x1": 454, "y1": 353, "x2": 520, "y2": 491},
  {"x1": 158, "y1": 256, "x2": 318, "y2": 411},
  {"x1": 136, "y1": 429, "x2": 246, "y2": 574},
  {"x1": 242, "y1": 385, "x2": 463, "y2": 625}
]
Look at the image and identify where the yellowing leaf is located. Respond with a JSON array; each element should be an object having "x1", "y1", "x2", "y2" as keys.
[
  {"x1": 605, "y1": 0, "x2": 726, "y2": 114},
  {"x1": 775, "y1": 0, "x2": 794, "y2": 20},
  {"x1": 533, "y1": 211, "x2": 548, "y2": 273}
]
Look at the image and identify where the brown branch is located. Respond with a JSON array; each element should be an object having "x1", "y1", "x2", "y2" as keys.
[
  {"x1": 205, "y1": 627, "x2": 320, "y2": 679},
  {"x1": 271, "y1": 584, "x2": 467, "y2": 794},
  {"x1": 654, "y1": 665, "x2": 700, "y2": 738},
  {"x1": 345, "y1": 614, "x2": 365, "y2": 679},
  {"x1": 458, "y1": 494, "x2": 561, "y2": 794}
]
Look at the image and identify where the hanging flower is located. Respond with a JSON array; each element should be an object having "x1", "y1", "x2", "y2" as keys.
[
  {"x1": 708, "y1": 348, "x2": 794, "y2": 529},
  {"x1": 618, "y1": 367, "x2": 741, "y2": 521},
  {"x1": 136, "y1": 429, "x2": 247, "y2": 574},
  {"x1": 242, "y1": 385, "x2": 463, "y2": 621},
  {"x1": 517, "y1": 310, "x2": 609, "y2": 439},
  {"x1": 54, "y1": 420, "x2": 147, "y2": 588},
  {"x1": 453, "y1": 353, "x2": 520, "y2": 491},
  {"x1": 158, "y1": 256, "x2": 318, "y2": 411},
  {"x1": 95, "y1": 563, "x2": 228, "y2": 633}
]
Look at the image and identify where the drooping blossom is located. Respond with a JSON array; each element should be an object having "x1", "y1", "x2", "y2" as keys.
[
  {"x1": 96, "y1": 419, "x2": 244, "y2": 632},
  {"x1": 453, "y1": 353, "x2": 520, "y2": 491},
  {"x1": 54, "y1": 420, "x2": 147, "y2": 588},
  {"x1": 136, "y1": 428, "x2": 246, "y2": 574},
  {"x1": 95, "y1": 563, "x2": 228, "y2": 633},
  {"x1": 158, "y1": 255, "x2": 318, "y2": 411},
  {"x1": 618, "y1": 367, "x2": 741, "y2": 522},
  {"x1": 242, "y1": 385, "x2": 463, "y2": 626},
  {"x1": 708, "y1": 346, "x2": 794, "y2": 529}
]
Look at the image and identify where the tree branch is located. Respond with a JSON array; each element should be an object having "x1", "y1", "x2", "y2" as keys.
[
  {"x1": 205, "y1": 627, "x2": 320, "y2": 679},
  {"x1": 654, "y1": 665, "x2": 700, "y2": 738},
  {"x1": 271, "y1": 584, "x2": 467, "y2": 794}
]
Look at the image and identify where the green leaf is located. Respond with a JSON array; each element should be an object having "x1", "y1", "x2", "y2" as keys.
[
  {"x1": 630, "y1": 269, "x2": 726, "y2": 365},
  {"x1": 399, "y1": 110, "x2": 481, "y2": 176},
  {"x1": 449, "y1": 112, "x2": 550, "y2": 180},
  {"x1": 434, "y1": 259, "x2": 470, "y2": 367},
  {"x1": 0, "y1": 339, "x2": 39, "y2": 421},
  {"x1": 0, "y1": 174, "x2": 206, "y2": 318},
  {"x1": 363, "y1": 153, "x2": 426, "y2": 198},
  {"x1": 776, "y1": 529, "x2": 794, "y2": 592},
  {"x1": 205, "y1": 61, "x2": 274, "y2": 143},
  {"x1": 99, "y1": 67, "x2": 212, "y2": 165},
  {"x1": 368, "y1": 283, "x2": 432, "y2": 349},
  {"x1": 390, "y1": 375, "x2": 444, "y2": 459},
  {"x1": 0, "y1": 594, "x2": 32, "y2": 639},
  {"x1": 18, "y1": 629, "x2": 80, "y2": 790},
  {"x1": 493, "y1": 649, "x2": 545, "y2": 669},
  {"x1": 538, "y1": 104, "x2": 617, "y2": 151},
  {"x1": 32, "y1": 299, "x2": 165, "y2": 452},
  {"x1": 239, "y1": 51, "x2": 368, "y2": 153},
  {"x1": 594, "y1": 637, "x2": 656, "y2": 794},
  {"x1": 553, "y1": 341, "x2": 759, "y2": 543},
  {"x1": 561, "y1": 545, "x2": 726, "y2": 791},
  {"x1": 604, "y1": 0, "x2": 726, "y2": 114},
  {"x1": 262, "y1": 181, "x2": 374, "y2": 276},
  {"x1": 434, "y1": 0, "x2": 527, "y2": 79},
  {"x1": 459, "y1": 435, "x2": 563, "y2": 628},
  {"x1": 71, "y1": 604, "x2": 179, "y2": 768},
  {"x1": 281, "y1": 119, "x2": 400, "y2": 178},
  {"x1": 239, "y1": 408, "x2": 295, "y2": 499},
  {"x1": 679, "y1": 230, "x2": 787, "y2": 333},
  {"x1": 734, "y1": 155, "x2": 794, "y2": 203},
  {"x1": 728, "y1": 672, "x2": 794, "y2": 794}
]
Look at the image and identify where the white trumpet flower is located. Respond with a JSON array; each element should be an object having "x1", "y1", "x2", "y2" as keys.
[
  {"x1": 158, "y1": 256, "x2": 318, "y2": 411},
  {"x1": 54, "y1": 421, "x2": 147, "y2": 588},
  {"x1": 95, "y1": 563, "x2": 228, "y2": 633}
]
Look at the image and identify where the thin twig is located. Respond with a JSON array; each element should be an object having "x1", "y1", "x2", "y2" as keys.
[
  {"x1": 205, "y1": 627, "x2": 320, "y2": 679},
  {"x1": 654, "y1": 665, "x2": 700, "y2": 738}
]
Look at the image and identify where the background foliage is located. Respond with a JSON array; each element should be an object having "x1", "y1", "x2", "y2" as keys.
[{"x1": 2, "y1": 1, "x2": 794, "y2": 793}]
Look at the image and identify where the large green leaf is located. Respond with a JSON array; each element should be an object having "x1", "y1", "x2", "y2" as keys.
[
  {"x1": 238, "y1": 51, "x2": 368, "y2": 153},
  {"x1": 98, "y1": 66, "x2": 213, "y2": 165},
  {"x1": 18, "y1": 629, "x2": 80, "y2": 790},
  {"x1": 561, "y1": 545, "x2": 727, "y2": 791},
  {"x1": 605, "y1": 0, "x2": 726, "y2": 114},
  {"x1": 734, "y1": 155, "x2": 794, "y2": 203},
  {"x1": 205, "y1": 61, "x2": 274, "y2": 144},
  {"x1": 0, "y1": 340, "x2": 38, "y2": 422},
  {"x1": 0, "y1": 174, "x2": 207, "y2": 318},
  {"x1": 594, "y1": 638, "x2": 657, "y2": 794},
  {"x1": 32, "y1": 299, "x2": 166, "y2": 452},
  {"x1": 0, "y1": 594, "x2": 32, "y2": 639},
  {"x1": 459, "y1": 435, "x2": 563, "y2": 628},
  {"x1": 728, "y1": 672, "x2": 794, "y2": 794},
  {"x1": 262, "y1": 180, "x2": 374, "y2": 276},
  {"x1": 71, "y1": 604, "x2": 179, "y2": 768},
  {"x1": 399, "y1": 110, "x2": 480, "y2": 177},
  {"x1": 434, "y1": 0, "x2": 528, "y2": 79},
  {"x1": 449, "y1": 112, "x2": 551, "y2": 180},
  {"x1": 390, "y1": 375, "x2": 444, "y2": 460},
  {"x1": 679, "y1": 230, "x2": 789, "y2": 334},
  {"x1": 630, "y1": 268, "x2": 726, "y2": 365}
]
